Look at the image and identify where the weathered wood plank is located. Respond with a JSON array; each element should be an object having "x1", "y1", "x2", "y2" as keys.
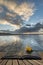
[
  {"x1": 27, "y1": 60, "x2": 33, "y2": 65},
  {"x1": 23, "y1": 60, "x2": 31, "y2": 65},
  {"x1": 0, "y1": 60, "x2": 8, "y2": 65},
  {"x1": 38, "y1": 52, "x2": 43, "y2": 59},
  {"x1": 28, "y1": 60, "x2": 39, "y2": 65},
  {"x1": 33, "y1": 60, "x2": 43, "y2": 65},
  {"x1": 37, "y1": 60, "x2": 43, "y2": 63},
  {"x1": 18, "y1": 60, "x2": 25, "y2": 65},
  {"x1": 0, "y1": 60, "x2": 43, "y2": 65},
  {"x1": 6, "y1": 60, "x2": 12, "y2": 65},
  {"x1": 0, "y1": 60, "x2": 2, "y2": 63},
  {"x1": 13, "y1": 60, "x2": 18, "y2": 65}
]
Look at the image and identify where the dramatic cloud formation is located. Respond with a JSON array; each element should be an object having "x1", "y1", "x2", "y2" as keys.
[
  {"x1": 0, "y1": 0, "x2": 35, "y2": 30},
  {"x1": 0, "y1": 4, "x2": 23, "y2": 27},
  {"x1": 15, "y1": 3, "x2": 35, "y2": 21},
  {"x1": 5, "y1": 1, "x2": 35, "y2": 21},
  {"x1": 0, "y1": 20, "x2": 20, "y2": 30},
  {"x1": 0, "y1": 0, "x2": 35, "y2": 21}
]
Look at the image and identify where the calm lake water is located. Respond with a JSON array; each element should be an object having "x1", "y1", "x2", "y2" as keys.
[{"x1": 0, "y1": 35, "x2": 43, "y2": 55}]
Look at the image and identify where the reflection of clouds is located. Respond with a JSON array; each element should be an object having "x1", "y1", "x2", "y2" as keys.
[
  {"x1": 12, "y1": 36, "x2": 21, "y2": 42},
  {"x1": 0, "y1": 35, "x2": 43, "y2": 51},
  {"x1": 20, "y1": 35, "x2": 43, "y2": 50},
  {"x1": 0, "y1": 36, "x2": 13, "y2": 43},
  {"x1": 0, "y1": 35, "x2": 21, "y2": 46},
  {"x1": 0, "y1": 6, "x2": 3, "y2": 13},
  {"x1": 20, "y1": 35, "x2": 43, "y2": 47},
  {"x1": 38, "y1": 35, "x2": 43, "y2": 47},
  {"x1": 31, "y1": 39, "x2": 39, "y2": 46},
  {"x1": 23, "y1": 37, "x2": 38, "y2": 47},
  {"x1": 39, "y1": 35, "x2": 43, "y2": 41}
]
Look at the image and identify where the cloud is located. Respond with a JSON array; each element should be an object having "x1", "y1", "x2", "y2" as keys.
[
  {"x1": 6, "y1": 1, "x2": 35, "y2": 21},
  {"x1": 0, "y1": 0, "x2": 35, "y2": 21},
  {"x1": 0, "y1": 20, "x2": 8, "y2": 24},
  {"x1": 14, "y1": 2, "x2": 35, "y2": 21},
  {"x1": 5, "y1": 13, "x2": 23, "y2": 26},
  {"x1": 0, "y1": 4, "x2": 23, "y2": 27},
  {"x1": 0, "y1": 0, "x2": 35, "y2": 30},
  {"x1": 0, "y1": 20, "x2": 20, "y2": 30}
]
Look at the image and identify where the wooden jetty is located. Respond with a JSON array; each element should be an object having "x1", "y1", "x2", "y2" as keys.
[
  {"x1": 0, "y1": 33, "x2": 43, "y2": 65},
  {"x1": 0, "y1": 52, "x2": 43, "y2": 65},
  {"x1": 0, "y1": 59, "x2": 43, "y2": 65}
]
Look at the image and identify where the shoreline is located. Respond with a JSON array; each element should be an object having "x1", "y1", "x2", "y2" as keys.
[{"x1": 0, "y1": 32, "x2": 43, "y2": 35}]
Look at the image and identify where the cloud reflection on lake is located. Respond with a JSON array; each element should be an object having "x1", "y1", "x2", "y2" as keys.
[{"x1": 0, "y1": 35, "x2": 43, "y2": 51}]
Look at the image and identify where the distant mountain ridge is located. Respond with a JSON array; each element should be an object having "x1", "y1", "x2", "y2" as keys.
[
  {"x1": 14, "y1": 22, "x2": 43, "y2": 33},
  {"x1": 0, "y1": 22, "x2": 43, "y2": 34}
]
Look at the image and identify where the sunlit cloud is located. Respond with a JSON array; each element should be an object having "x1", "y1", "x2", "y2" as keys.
[
  {"x1": 6, "y1": 2, "x2": 35, "y2": 21},
  {"x1": 0, "y1": 0, "x2": 35, "y2": 21},
  {"x1": 0, "y1": 20, "x2": 20, "y2": 30},
  {"x1": 15, "y1": 3, "x2": 35, "y2": 21},
  {"x1": 0, "y1": 3, "x2": 23, "y2": 27},
  {"x1": 0, "y1": 0, "x2": 36, "y2": 30},
  {"x1": 0, "y1": 20, "x2": 8, "y2": 24}
]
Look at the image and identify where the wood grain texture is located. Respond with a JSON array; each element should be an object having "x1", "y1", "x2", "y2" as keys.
[{"x1": 0, "y1": 60, "x2": 43, "y2": 65}]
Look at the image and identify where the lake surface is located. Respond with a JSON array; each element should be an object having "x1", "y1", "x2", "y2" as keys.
[{"x1": 0, "y1": 35, "x2": 43, "y2": 56}]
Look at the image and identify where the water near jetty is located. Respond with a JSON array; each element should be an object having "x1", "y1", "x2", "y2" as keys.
[{"x1": 0, "y1": 35, "x2": 43, "y2": 57}]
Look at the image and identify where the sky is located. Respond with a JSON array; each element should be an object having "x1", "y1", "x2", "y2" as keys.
[{"x1": 0, "y1": 0, "x2": 43, "y2": 31}]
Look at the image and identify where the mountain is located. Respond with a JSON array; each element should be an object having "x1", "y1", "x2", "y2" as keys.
[
  {"x1": 0, "y1": 22, "x2": 43, "y2": 34},
  {"x1": 35, "y1": 23, "x2": 43, "y2": 28},
  {"x1": 14, "y1": 22, "x2": 43, "y2": 33}
]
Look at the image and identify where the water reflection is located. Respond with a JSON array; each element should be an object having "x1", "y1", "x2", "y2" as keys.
[{"x1": 0, "y1": 35, "x2": 43, "y2": 55}]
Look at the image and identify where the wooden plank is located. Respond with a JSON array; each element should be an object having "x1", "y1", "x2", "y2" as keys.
[
  {"x1": 6, "y1": 60, "x2": 12, "y2": 65},
  {"x1": 18, "y1": 60, "x2": 25, "y2": 65},
  {"x1": 23, "y1": 60, "x2": 31, "y2": 65},
  {"x1": 38, "y1": 52, "x2": 43, "y2": 58},
  {"x1": 37, "y1": 60, "x2": 43, "y2": 63},
  {"x1": 33, "y1": 60, "x2": 43, "y2": 65},
  {"x1": 28, "y1": 60, "x2": 39, "y2": 65},
  {"x1": 13, "y1": 60, "x2": 18, "y2": 65},
  {"x1": 0, "y1": 60, "x2": 2, "y2": 63},
  {"x1": 0, "y1": 60, "x2": 8, "y2": 65}
]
